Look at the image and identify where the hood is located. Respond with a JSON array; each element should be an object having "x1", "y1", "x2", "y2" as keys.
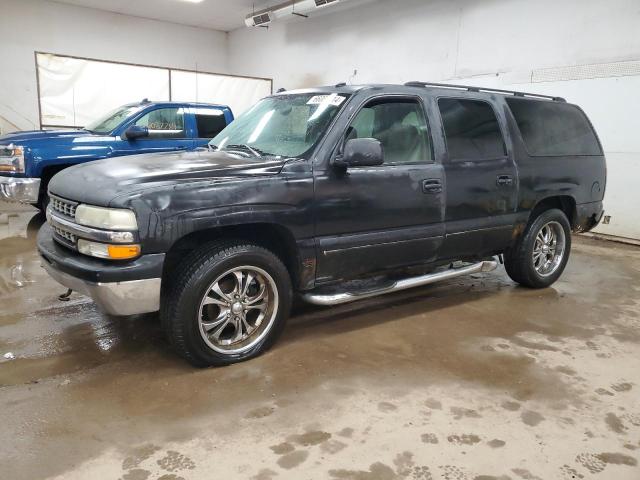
[
  {"x1": 48, "y1": 149, "x2": 287, "y2": 206},
  {"x1": 0, "y1": 129, "x2": 95, "y2": 145}
]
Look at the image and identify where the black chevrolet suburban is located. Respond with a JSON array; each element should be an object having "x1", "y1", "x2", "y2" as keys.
[{"x1": 37, "y1": 82, "x2": 606, "y2": 366}]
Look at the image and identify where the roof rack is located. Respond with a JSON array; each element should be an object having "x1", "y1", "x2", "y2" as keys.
[{"x1": 404, "y1": 81, "x2": 566, "y2": 102}]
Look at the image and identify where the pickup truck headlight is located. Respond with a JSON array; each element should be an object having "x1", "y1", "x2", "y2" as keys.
[
  {"x1": 75, "y1": 204, "x2": 138, "y2": 231},
  {"x1": 77, "y1": 239, "x2": 141, "y2": 260},
  {"x1": 0, "y1": 144, "x2": 25, "y2": 173}
]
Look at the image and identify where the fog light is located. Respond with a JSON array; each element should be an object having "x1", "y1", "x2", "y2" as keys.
[{"x1": 77, "y1": 239, "x2": 141, "y2": 260}]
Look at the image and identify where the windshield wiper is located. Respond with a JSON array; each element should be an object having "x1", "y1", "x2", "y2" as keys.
[
  {"x1": 224, "y1": 144, "x2": 269, "y2": 158},
  {"x1": 208, "y1": 144, "x2": 218, "y2": 151}
]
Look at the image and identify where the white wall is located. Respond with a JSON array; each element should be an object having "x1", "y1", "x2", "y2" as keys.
[
  {"x1": 228, "y1": 0, "x2": 640, "y2": 240},
  {"x1": 0, "y1": 0, "x2": 229, "y2": 132},
  {"x1": 228, "y1": 0, "x2": 640, "y2": 88}
]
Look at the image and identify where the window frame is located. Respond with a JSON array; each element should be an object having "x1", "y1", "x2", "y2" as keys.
[
  {"x1": 436, "y1": 96, "x2": 508, "y2": 163},
  {"x1": 132, "y1": 106, "x2": 189, "y2": 141},
  {"x1": 339, "y1": 94, "x2": 435, "y2": 167},
  {"x1": 505, "y1": 97, "x2": 604, "y2": 158}
]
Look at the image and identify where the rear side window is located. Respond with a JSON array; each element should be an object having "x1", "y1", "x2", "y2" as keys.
[
  {"x1": 195, "y1": 108, "x2": 227, "y2": 139},
  {"x1": 438, "y1": 98, "x2": 506, "y2": 160},
  {"x1": 506, "y1": 98, "x2": 601, "y2": 156}
]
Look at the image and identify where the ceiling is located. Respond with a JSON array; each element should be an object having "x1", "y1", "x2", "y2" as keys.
[{"x1": 50, "y1": 0, "x2": 275, "y2": 32}]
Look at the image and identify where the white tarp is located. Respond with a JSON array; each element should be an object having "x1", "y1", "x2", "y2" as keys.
[
  {"x1": 37, "y1": 53, "x2": 169, "y2": 128},
  {"x1": 170, "y1": 70, "x2": 272, "y2": 117},
  {"x1": 36, "y1": 53, "x2": 272, "y2": 128}
]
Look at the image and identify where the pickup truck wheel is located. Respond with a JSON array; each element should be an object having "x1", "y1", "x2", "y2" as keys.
[
  {"x1": 162, "y1": 241, "x2": 292, "y2": 367},
  {"x1": 504, "y1": 208, "x2": 571, "y2": 288}
]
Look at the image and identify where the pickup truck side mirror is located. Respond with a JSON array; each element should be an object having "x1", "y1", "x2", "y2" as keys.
[
  {"x1": 335, "y1": 138, "x2": 384, "y2": 168},
  {"x1": 122, "y1": 125, "x2": 149, "y2": 141}
]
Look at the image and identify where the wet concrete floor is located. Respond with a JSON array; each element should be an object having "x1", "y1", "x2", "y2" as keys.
[{"x1": 1, "y1": 208, "x2": 639, "y2": 480}]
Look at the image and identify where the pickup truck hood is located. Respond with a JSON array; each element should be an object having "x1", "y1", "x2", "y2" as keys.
[
  {"x1": 0, "y1": 129, "x2": 95, "y2": 144},
  {"x1": 48, "y1": 149, "x2": 286, "y2": 206}
]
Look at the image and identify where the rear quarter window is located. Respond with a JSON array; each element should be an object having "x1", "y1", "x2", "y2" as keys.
[{"x1": 506, "y1": 98, "x2": 602, "y2": 156}]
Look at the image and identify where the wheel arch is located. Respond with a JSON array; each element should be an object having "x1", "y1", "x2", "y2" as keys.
[
  {"x1": 162, "y1": 222, "x2": 302, "y2": 290},
  {"x1": 528, "y1": 195, "x2": 577, "y2": 229}
]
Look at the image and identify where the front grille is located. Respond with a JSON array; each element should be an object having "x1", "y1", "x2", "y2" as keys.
[
  {"x1": 50, "y1": 196, "x2": 78, "y2": 218},
  {"x1": 52, "y1": 224, "x2": 77, "y2": 248}
]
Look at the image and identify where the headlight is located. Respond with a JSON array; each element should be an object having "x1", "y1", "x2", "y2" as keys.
[
  {"x1": 0, "y1": 144, "x2": 25, "y2": 173},
  {"x1": 77, "y1": 239, "x2": 141, "y2": 260},
  {"x1": 75, "y1": 204, "x2": 138, "y2": 231}
]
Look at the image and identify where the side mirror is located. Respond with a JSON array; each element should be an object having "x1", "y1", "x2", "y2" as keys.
[
  {"x1": 335, "y1": 138, "x2": 384, "y2": 168},
  {"x1": 122, "y1": 125, "x2": 149, "y2": 140}
]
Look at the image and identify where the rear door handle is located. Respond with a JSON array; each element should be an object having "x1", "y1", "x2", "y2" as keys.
[
  {"x1": 422, "y1": 179, "x2": 442, "y2": 194},
  {"x1": 496, "y1": 175, "x2": 514, "y2": 186}
]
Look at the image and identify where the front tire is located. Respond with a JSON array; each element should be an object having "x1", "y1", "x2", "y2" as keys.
[
  {"x1": 162, "y1": 241, "x2": 292, "y2": 367},
  {"x1": 504, "y1": 208, "x2": 571, "y2": 288}
]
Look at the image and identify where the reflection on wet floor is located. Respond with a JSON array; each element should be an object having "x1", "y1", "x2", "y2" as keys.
[{"x1": 1, "y1": 207, "x2": 640, "y2": 480}]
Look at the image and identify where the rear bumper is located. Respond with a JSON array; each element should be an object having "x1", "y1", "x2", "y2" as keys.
[
  {"x1": 37, "y1": 224, "x2": 164, "y2": 316},
  {"x1": 575, "y1": 201, "x2": 604, "y2": 232},
  {"x1": 0, "y1": 176, "x2": 40, "y2": 203}
]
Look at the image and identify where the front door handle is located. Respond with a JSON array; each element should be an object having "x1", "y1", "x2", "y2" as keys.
[
  {"x1": 496, "y1": 175, "x2": 514, "y2": 186},
  {"x1": 422, "y1": 179, "x2": 442, "y2": 194}
]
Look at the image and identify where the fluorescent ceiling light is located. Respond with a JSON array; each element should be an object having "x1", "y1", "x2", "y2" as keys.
[{"x1": 180, "y1": 0, "x2": 204, "y2": 3}]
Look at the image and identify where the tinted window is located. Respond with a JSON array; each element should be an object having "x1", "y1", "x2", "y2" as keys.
[
  {"x1": 438, "y1": 98, "x2": 505, "y2": 160},
  {"x1": 347, "y1": 98, "x2": 432, "y2": 164},
  {"x1": 506, "y1": 98, "x2": 601, "y2": 156},
  {"x1": 195, "y1": 108, "x2": 227, "y2": 138},
  {"x1": 135, "y1": 108, "x2": 185, "y2": 139}
]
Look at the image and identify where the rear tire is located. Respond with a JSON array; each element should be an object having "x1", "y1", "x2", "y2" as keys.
[
  {"x1": 504, "y1": 208, "x2": 571, "y2": 288},
  {"x1": 161, "y1": 241, "x2": 292, "y2": 367}
]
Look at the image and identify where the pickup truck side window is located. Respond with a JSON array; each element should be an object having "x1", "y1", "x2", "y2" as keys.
[
  {"x1": 194, "y1": 108, "x2": 227, "y2": 139},
  {"x1": 346, "y1": 98, "x2": 432, "y2": 164},
  {"x1": 134, "y1": 108, "x2": 186, "y2": 139},
  {"x1": 506, "y1": 98, "x2": 602, "y2": 156},
  {"x1": 438, "y1": 98, "x2": 506, "y2": 161}
]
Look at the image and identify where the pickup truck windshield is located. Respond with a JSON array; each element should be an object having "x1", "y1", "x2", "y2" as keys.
[
  {"x1": 85, "y1": 105, "x2": 144, "y2": 134},
  {"x1": 210, "y1": 93, "x2": 350, "y2": 158}
]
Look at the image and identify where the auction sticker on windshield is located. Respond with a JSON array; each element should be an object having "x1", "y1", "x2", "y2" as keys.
[{"x1": 307, "y1": 94, "x2": 346, "y2": 106}]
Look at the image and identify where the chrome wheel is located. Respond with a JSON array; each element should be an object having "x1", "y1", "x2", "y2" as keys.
[
  {"x1": 532, "y1": 221, "x2": 566, "y2": 277},
  {"x1": 198, "y1": 266, "x2": 278, "y2": 354}
]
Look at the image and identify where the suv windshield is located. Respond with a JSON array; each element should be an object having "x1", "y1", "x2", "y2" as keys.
[
  {"x1": 210, "y1": 93, "x2": 350, "y2": 158},
  {"x1": 85, "y1": 105, "x2": 144, "y2": 134}
]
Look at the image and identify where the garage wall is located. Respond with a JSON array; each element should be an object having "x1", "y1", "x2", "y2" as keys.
[
  {"x1": 228, "y1": 0, "x2": 640, "y2": 88},
  {"x1": 228, "y1": 0, "x2": 640, "y2": 240},
  {"x1": 0, "y1": 0, "x2": 228, "y2": 133}
]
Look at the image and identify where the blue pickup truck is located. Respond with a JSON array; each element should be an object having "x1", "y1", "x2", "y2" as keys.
[{"x1": 0, "y1": 100, "x2": 234, "y2": 209}]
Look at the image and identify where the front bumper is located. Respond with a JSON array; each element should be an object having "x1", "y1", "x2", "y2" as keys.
[
  {"x1": 0, "y1": 176, "x2": 40, "y2": 203},
  {"x1": 37, "y1": 224, "x2": 164, "y2": 316}
]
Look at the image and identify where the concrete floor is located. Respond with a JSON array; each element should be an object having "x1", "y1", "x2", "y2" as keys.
[{"x1": 1, "y1": 209, "x2": 639, "y2": 480}]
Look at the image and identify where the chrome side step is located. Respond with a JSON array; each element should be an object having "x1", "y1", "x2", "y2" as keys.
[{"x1": 301, "y1": 260, "x2": 498, "y2": 306}]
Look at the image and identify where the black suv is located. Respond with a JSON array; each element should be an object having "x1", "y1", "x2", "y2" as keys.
[{"x1": 37, "y1": 82, "x2": 606, "y2": 366}]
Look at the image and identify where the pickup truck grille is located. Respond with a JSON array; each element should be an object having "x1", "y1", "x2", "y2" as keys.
[
  {"x1": 50, "y1": 196, "x2": 78, "y2": 218},
  {"x1": 52, "y1": 224, "x2": 77, "y2": 248}
]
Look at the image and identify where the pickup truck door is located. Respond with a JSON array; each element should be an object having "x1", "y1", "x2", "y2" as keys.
[
  {"x1": 313, "y1": 95, "x2": 445, "y2": 283},
  {"x1": 112, "y1": 106, "x2": 194, "y2": 157},
  {"x1": 433, "y1": 96, "x2": 518, "y2": 259}
]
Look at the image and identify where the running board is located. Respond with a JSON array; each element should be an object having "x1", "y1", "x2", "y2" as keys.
[{"x1": 301, "y1": 260, "x2": 499, "y2": 306}]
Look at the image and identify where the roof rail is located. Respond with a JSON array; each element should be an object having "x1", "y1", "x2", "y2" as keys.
[{"x1": 404, "y1": 81, "x2": 566, "y2": 102}]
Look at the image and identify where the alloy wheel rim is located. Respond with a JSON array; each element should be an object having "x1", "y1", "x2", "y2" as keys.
[
  {"x1": 198, "y1": 265, "x2": 278, "y2": 354},
  {"x1": 532, "y1": 221, "x2": 566, "y2": 277}
]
